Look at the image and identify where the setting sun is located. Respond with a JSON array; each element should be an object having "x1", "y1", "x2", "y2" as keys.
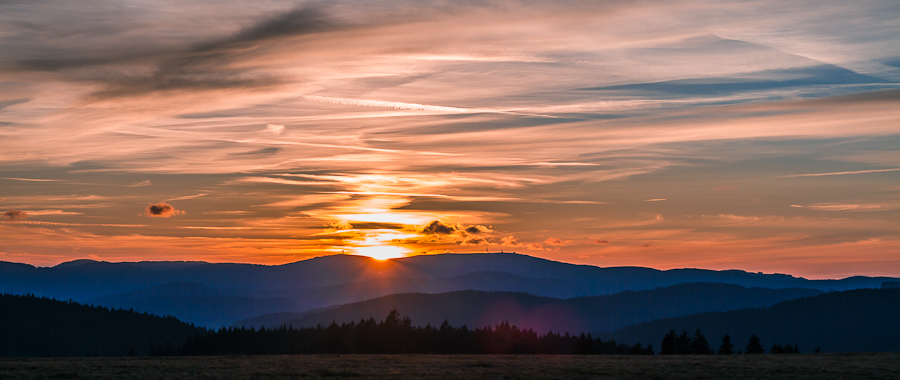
[{"x1": 353, "y1": 245, "x2": 409, "y2": 260}]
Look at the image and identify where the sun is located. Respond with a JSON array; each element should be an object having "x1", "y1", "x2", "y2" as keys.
[
  {"x1": 354, "y1": 245, "x2": 409, "y2": 260},
  {"x1": 341, "y1": 229, "x2": 418, "y2": 260}
]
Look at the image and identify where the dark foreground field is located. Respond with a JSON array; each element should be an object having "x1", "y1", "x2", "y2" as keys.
[{"x1": 1, "y1": 353, "x2": 898, "y2": 379}]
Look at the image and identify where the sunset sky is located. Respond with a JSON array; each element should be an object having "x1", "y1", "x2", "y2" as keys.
[{"x1": 1, "y1": 0, "x2": 898, "y2": 278}]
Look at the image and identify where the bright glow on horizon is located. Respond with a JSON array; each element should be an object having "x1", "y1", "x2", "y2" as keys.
[{"x1": 353, "y1": 245, "x2": 410, "y2": 261}]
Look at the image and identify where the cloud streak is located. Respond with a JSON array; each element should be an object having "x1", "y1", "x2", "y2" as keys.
[{"x1": 782, "y1": 168, "x2": 900, "y2": 177}]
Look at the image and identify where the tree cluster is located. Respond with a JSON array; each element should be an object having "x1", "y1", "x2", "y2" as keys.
[
  {"x1": 770, "y1": 343, "x2": 800, "y2": 354},
  {"x1": 659, "y1": 329, "x2": 714, "y2": 355},
  {"x1": 660, "y1": 330, "x2": 794, "y2": 355},
  {"x1": 179, "y1": 310, "x2": 653, "y2": 355},
  {"x1": 0, "y1": 293, "x2": 201, "y2": 357}
]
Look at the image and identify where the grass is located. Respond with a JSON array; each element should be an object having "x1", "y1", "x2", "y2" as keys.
[{"x1": 0, "y1": 353, "x2": 898, "y2": 379}]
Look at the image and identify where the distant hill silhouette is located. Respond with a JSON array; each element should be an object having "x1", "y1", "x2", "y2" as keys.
[
  {"x1": 605, "y1": 288, "x2": 900, "y2": 353},
  {"x1": 0, "y1": 293, "x2": 202, "y2": 357},
  {"x1": 2, "y1": 253, "x2": 891, "y2": 298},
  {"x1": 240, "y1": 283, "x2": 821, "y2": 334}
]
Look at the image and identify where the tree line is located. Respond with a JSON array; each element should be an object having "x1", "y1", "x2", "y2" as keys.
[
  {"x1": 177, "y1": 310, "x2": 654, "y2": 355},
  {"x1": 1, "y1": 293, "x2": 819, "y2": 357},
  {"x1": 660, "y1": 329, "x2": 799, "y2": 355},
  {"x1": 0, "y1": 293, "x2": 200, "y2": 357}
]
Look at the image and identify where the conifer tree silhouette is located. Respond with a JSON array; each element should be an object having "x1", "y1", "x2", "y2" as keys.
[
  {"x1": 675, "y1": 330, "x2": 692, "y2": 354},
  {"x1": 660, "y1": 330, "x2": 677, "y2": 355},
  {"x1": 745, "y1": 333, "x2": 765, "y2": 354},
  {"x1": 690, "y1": 329, "x2": 713, "y2": 354},
  {"x1": 717, "y1": 333, "x2": 734, "y2": 355}
]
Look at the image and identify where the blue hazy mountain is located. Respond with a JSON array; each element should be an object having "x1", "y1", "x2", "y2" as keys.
[
  {"x1": 604, "y1": 288, "x2": 900, "y2": 353},
  {"x1": 88, "y1": 283, "x2": 299, "y2": 328},
  {"x1": 238, "y1": 283, "x2": 821, "y2": 334},
  {"x1": 1, "y1": 253, "x2": 893, "y2": 299},
  {"x1": 2, "y1": 253, "x2": 895, "y2": 327}
]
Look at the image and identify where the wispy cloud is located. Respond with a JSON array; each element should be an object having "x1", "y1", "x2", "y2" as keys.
[
  {"x1": 2, "y1": 178, "x2": 64, "y2": 182},
  {"x1": 17, "y1": 210, "x2": 83, "y2": 216},
  {"x1": 1, "y1": 221, "x2": 147, "y2": 227},
  {"x1": 782, "y1": 168, "x2": 900, "y2": 177},
  {"x1": 299, "y1": 95, "x2": 556, "y2": 118},
  {"x1": 127, "y1": 180, "x2": 151, "y2": 187},
  {"x1": 1, "y1": 0, "x2": 899, "y2": 276},
  {"x1": 166, "y1": 193, "x2": 209, "y2": 201}
]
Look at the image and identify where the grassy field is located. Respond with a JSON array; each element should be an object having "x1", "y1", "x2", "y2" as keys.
[{"x1": 1, "y1": 353, "x2": 898, "y2": 379}]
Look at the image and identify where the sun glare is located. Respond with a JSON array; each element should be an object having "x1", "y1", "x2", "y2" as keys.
[{"x1": 354, "y1": 245, "x2": 409, "y2": 260}]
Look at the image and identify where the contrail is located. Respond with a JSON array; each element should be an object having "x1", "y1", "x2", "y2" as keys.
[
  {"x1": 299, "y1": 95, "x2": 556, "y2": 118},
  {"x1": 1, "y1": 221, "x2": 147, "y2": 227},
  {"x1": 782, "y1": 168, "x2": 900, "y2": 177}
]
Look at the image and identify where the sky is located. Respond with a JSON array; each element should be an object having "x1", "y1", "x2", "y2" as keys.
[{"x1": 1, "y1": 0, "x2": 898, "y2": 278}]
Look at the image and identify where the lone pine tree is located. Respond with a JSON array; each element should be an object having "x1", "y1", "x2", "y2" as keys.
[
  {"x1": 745, "y1": 333, "x2": 765, "y2": 354},
  {"x1": 717, "y1": 333, "x2": 734, "y2": 355},
  {"x1": 689, "y1": 329, "x2": 713, "y2": 355}
]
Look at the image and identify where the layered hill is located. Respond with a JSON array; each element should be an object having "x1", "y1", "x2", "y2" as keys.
[
  {"x1": 239, "y1": 283, "x2": 822, "y2": 334},
  {"x1": 605, "y1": 288, "x2": 900, "y2": 353},
  {"x1": 89, "y1": 283, "x2": 299, "y2": 328}
]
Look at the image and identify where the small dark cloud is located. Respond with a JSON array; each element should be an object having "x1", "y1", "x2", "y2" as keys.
[
  {"x1": 2, "y1": 209, "x2": 27, "y2": 221},
  {"x1": 348, "y1": 222, "x2": 405, "y2": 230},
  {"x1": 144, "y1": 202, "x2": 184, "y2": 218},
  {"x1": 422, "y1": 220, "x2": 456, "y2": 234},
  {"x1": 230, "y1": 147, "x2": 281, "y2": 156},
  {"x1": 462, "y1": 237, "x2": 488, "y2": 246},
  {"x1": 591, "y1": 239, "x2": 610, "y2": 244},
  {"x1": 465, "y1": 226, "x2": 483, "y2": 234}
]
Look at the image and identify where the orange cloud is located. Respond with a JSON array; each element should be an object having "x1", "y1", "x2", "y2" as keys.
[
  {"x1": 544, "y1": 237, "x2": 570, "y2": 246},
  {"x1": 501, "y1": 235, "x2": 522, "y2": 247}
]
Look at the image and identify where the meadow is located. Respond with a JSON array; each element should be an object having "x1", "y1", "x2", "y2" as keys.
[{"x1": 1, "y1": 353, "x2": 898, "y2": 379}]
